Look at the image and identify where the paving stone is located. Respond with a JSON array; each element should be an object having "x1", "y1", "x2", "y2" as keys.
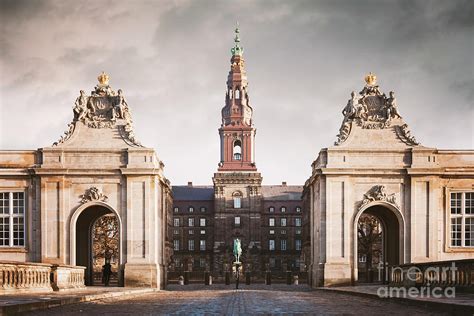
[{"x1": 21, "y1": 284, "x2": 450, "y2": 315}]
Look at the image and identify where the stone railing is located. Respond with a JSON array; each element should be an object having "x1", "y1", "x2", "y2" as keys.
[
  {"x1": 390, "y1": 259, "x2": 474, "y2": 290},
  {"x1": 0, "y1": 261, "x2": 86, "y2": 294},
  {"x1": 51, "y1": 264, "x2": 86, "y2": 291}
]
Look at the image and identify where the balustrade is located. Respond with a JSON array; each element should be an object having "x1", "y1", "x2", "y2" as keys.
[
  {"x1": 389, "y1": 259, "x2": 474, "y2": 290},
  {"x1": 0, "y1": 261, "x2": 86, "y2": 293}
]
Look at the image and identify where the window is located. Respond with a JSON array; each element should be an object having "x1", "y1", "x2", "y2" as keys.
[
  {"x1": 269, "y1": 239, "x2": 275, "y2": 251},
  {"x1": 199, "y1": 258, "x2": 206, "y2": 268},
  {"x1": 233, "y1": 140, "x2": 242, "y2": 161},
  {"x1": 296, "y1": 207, "x2": 301, "y2": 213},
  {"x1": 359, "y1": 254, "x2": 367, "y2": 263},
  {"x1": 174, "y1": 258, "x2": 181, "y2": 268},
  {"x1": 281, "y1": 218, "x2": 287, "y2": 227},
  {"x1": 173, "y1": 207, "x2": 179, "y2": 213},
  {"x1": 173, "y1": 229, "x2": 179, "y2": 235},
  {"x1": 281, "y1": 239, "x2": 287, "y2": 251},
  {"x1": 269, "y1": 218, "x2": 275, "y2": 227},
  {"x1": 200, "y1": 240, "x2": 206, "y2": 251},
  {"x1": 296, "y1": 229, "x2": 301, "y2": 235},
  {"x1": 295, "y1": 239, "x2": 302, "y2": 251},
  {"x1": 234, "y1": 216, "x2": 241, "y2": 226},
  {"x1": 188, "y1": 240, "x2": 195, "y2": 251},
  {"x1": 269, "y1": 230, "x2": 275, "y2": 235},
  {"x1": 295, "y1": 217, "x2": 302, "y2": 227},
  {"x1": 0, "y1": 192, "x2": 25, "y2": 247},
  {"x1": 450, "y1": 192, "x2": 474, "y2": 247},
  {"x1": 281, "y1": 207, "x2": 286, "y2": 213},
  {"x1": 188, "y1": 218, "x2": 194, "y2": 227},
  {"x1": 281, "y1": 230, "x2": 286, "y2": 235},
  {"x1": 200, "y1": 218, "x2": 206, "y2": 227},
  {"x1": 173, "y1": 218, "x2": 180, "y2": 227},
  {"x1": 233, "y1": 192, "x2": 242, "y2": 209},
  {"x1": 269, "y1": 207, "x2": 275, "y2": 213},
  {"x1": 188, "y1": 229, "x2": 194, "y2": 235},
  {"x1": 188, "y1": 206, "x2": 194, "y2": 213},
  {"x1": 200, "y1": 230, "x2": 206, "y2": 235},
  {"x1": 173, "y1": 240, "x2": 179, "y2": 251},
  {"x1": 200, "y1": 207, "x2": 206, "y2": 212}
]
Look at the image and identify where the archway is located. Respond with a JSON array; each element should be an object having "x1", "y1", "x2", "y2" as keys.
[
  {"x1": 354, "y1": 203, "x2": 403, "y2": 284},
  {"x1": 73, "y1": 204, "x2": 122, "y2": 286}
]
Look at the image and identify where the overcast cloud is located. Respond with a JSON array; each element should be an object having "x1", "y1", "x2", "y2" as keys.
[{"x1": 0, "y1": 0, "x2": 473, "y2": 185}]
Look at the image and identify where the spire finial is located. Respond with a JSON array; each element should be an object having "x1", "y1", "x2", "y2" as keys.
[{"x1": 231, "y1": 23, "x2": 244, "y2": 56}]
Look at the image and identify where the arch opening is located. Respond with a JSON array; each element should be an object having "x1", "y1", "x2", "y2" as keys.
[
  {"x1": 233, "y1": 140, "x2": 242, "y2": 160},
  {"x1": 356, "y1": 204, "x2": 401, "y2": 284},
  {"x1": 75, "y1": 205, "x2": 121, "y2": 286}
]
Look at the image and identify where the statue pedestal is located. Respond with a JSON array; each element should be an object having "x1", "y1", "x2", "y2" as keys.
[{"x1": 232, "y1": 262, "x2": 241, "y2": 289}]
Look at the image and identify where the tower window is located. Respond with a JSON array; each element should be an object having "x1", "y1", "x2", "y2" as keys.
[
  {"x1": 233, "y1": 140, "x2": 242, "y2": 160},
  {"x1": 235, "y1": 88, "x2": 240, "y2": 99},
  {"x1": 233, "y1": 191, "x2": 242, "y2": 208}
]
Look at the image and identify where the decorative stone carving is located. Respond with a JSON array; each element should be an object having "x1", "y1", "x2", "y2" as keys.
[
  {"x1": 80, "y1": 187, "x2": 108, "y2": 204},
  {"x1": 334, "y1": 121, "x2": 351, "y2": 146},
  {"x1": 359, "y1": 185, "x2": 398, "y2": 209},
  {"x1": 120, "y1": 122, "x2": 143, "y2": 147},
  {"x1": 52, "y1": 122, "x2": 75, "y2": 147},
  {"x1": 71, "y1": 72, "x2": 133, "y2": 129},
  {"x1": 396, "y1": 124, "x2": 420, "y2": 146},
  {"x1": 52, "y1": 72, "x2": 143, "y2": 147},
  {"x1": 334, "y1": 73, "x2": 419, "y2": 146}
]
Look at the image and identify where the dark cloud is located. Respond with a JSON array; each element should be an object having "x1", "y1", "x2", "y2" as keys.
[{"x1": 0, "y1": 0, "x2": 472, "y2": 185}]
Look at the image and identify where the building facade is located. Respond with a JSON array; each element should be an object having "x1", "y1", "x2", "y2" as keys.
[
  {"x1": 0, "y1": 73, "x2": 173, "y2": 288},
  {"x1": 303, "y1": 73, "x2": 474, "y2": 286},
  {"x1": 170, "y1": 28, "x2": 305, "y2": 278}
]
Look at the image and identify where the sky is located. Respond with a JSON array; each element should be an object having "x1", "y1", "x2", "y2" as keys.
[{"x1": 0, "y1": 0, "x2": 473, "y2": 185}]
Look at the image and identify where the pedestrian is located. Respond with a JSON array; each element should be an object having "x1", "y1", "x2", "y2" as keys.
[{"x1": 102, "y1": 259, "x2": 112, "y2": 286}]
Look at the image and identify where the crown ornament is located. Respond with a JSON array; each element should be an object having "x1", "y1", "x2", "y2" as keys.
[
  {"x1": 97, "y1": 71, "x2": 110, "y2": 85},
  {"x1": 364, "y1": 72, "x2": 377, "y2": 86}
]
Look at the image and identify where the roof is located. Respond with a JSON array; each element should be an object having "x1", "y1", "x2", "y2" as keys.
[
  {"x1": 172, "y1": 186, "x2": 214, "y2": 201},
  {"x1": 261, "y1": 185, "x2": 303, "y2": 201},
  {"x1": 172, "y1": 185, "x2": 303, "y2": 201}
]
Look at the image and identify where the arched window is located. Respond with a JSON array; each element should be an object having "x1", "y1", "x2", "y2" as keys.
[
  {"x1": 233, "y1": 191, "x2": 242, "y2": 209},
  {"x1": 235, "y1": 88, "x2": 240, "y2": 99},
  {"x1": 233, "y1": 140, "x2": 242, "y2": 160}
]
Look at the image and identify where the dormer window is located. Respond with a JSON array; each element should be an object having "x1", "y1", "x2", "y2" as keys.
[{"x1": 233, "y1": 140, "x2": 242, "y2": 160}]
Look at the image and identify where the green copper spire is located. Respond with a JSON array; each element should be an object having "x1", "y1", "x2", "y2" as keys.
[{"x1": 231, "y1": 24, "x2": 244, "y2": 56}]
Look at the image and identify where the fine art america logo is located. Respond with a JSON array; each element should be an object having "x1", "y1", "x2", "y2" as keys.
[{"x1": 376, "y1": 262, "x2": 457, "y2": 299}]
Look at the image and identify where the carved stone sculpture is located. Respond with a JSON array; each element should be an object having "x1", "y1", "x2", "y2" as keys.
[
  {"x1": 80, "y1": 187, "x2": 108, "y2": 204},
  {"x1": 385, "y1": 91, "x2": 402, "y2": 120},
  {"x1": 52, "y1": 72, "x2": 144, "y2": 147},
  {"x1": 73, "y1": 90, "x2": 89, "y2": 122},
  {"x1": 360, "y1": 185, "x2": 398, "y2": 209},
  {"x1": 334, "y1": 73, "x2": 418, "y2": 146}
]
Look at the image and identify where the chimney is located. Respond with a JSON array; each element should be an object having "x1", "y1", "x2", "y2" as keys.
[
  {"x1": 282, "y1": 181, "x2": 287, "y2": 186},
  {"x1": 187, "y1": 181, "x2": 193, "y2": 187}
]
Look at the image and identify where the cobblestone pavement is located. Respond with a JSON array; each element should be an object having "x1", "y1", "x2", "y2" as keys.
[{"x1": 23, "y1": 284, "x2": 447, "y2": 315}]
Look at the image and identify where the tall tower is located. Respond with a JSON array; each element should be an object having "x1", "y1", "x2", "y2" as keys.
[
  {"x1": 218, "y1": 26, "x2": 257, "y2": 171},
  {"x1": 212, "y1": 27, "x2": 263, "y2": 276}
]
